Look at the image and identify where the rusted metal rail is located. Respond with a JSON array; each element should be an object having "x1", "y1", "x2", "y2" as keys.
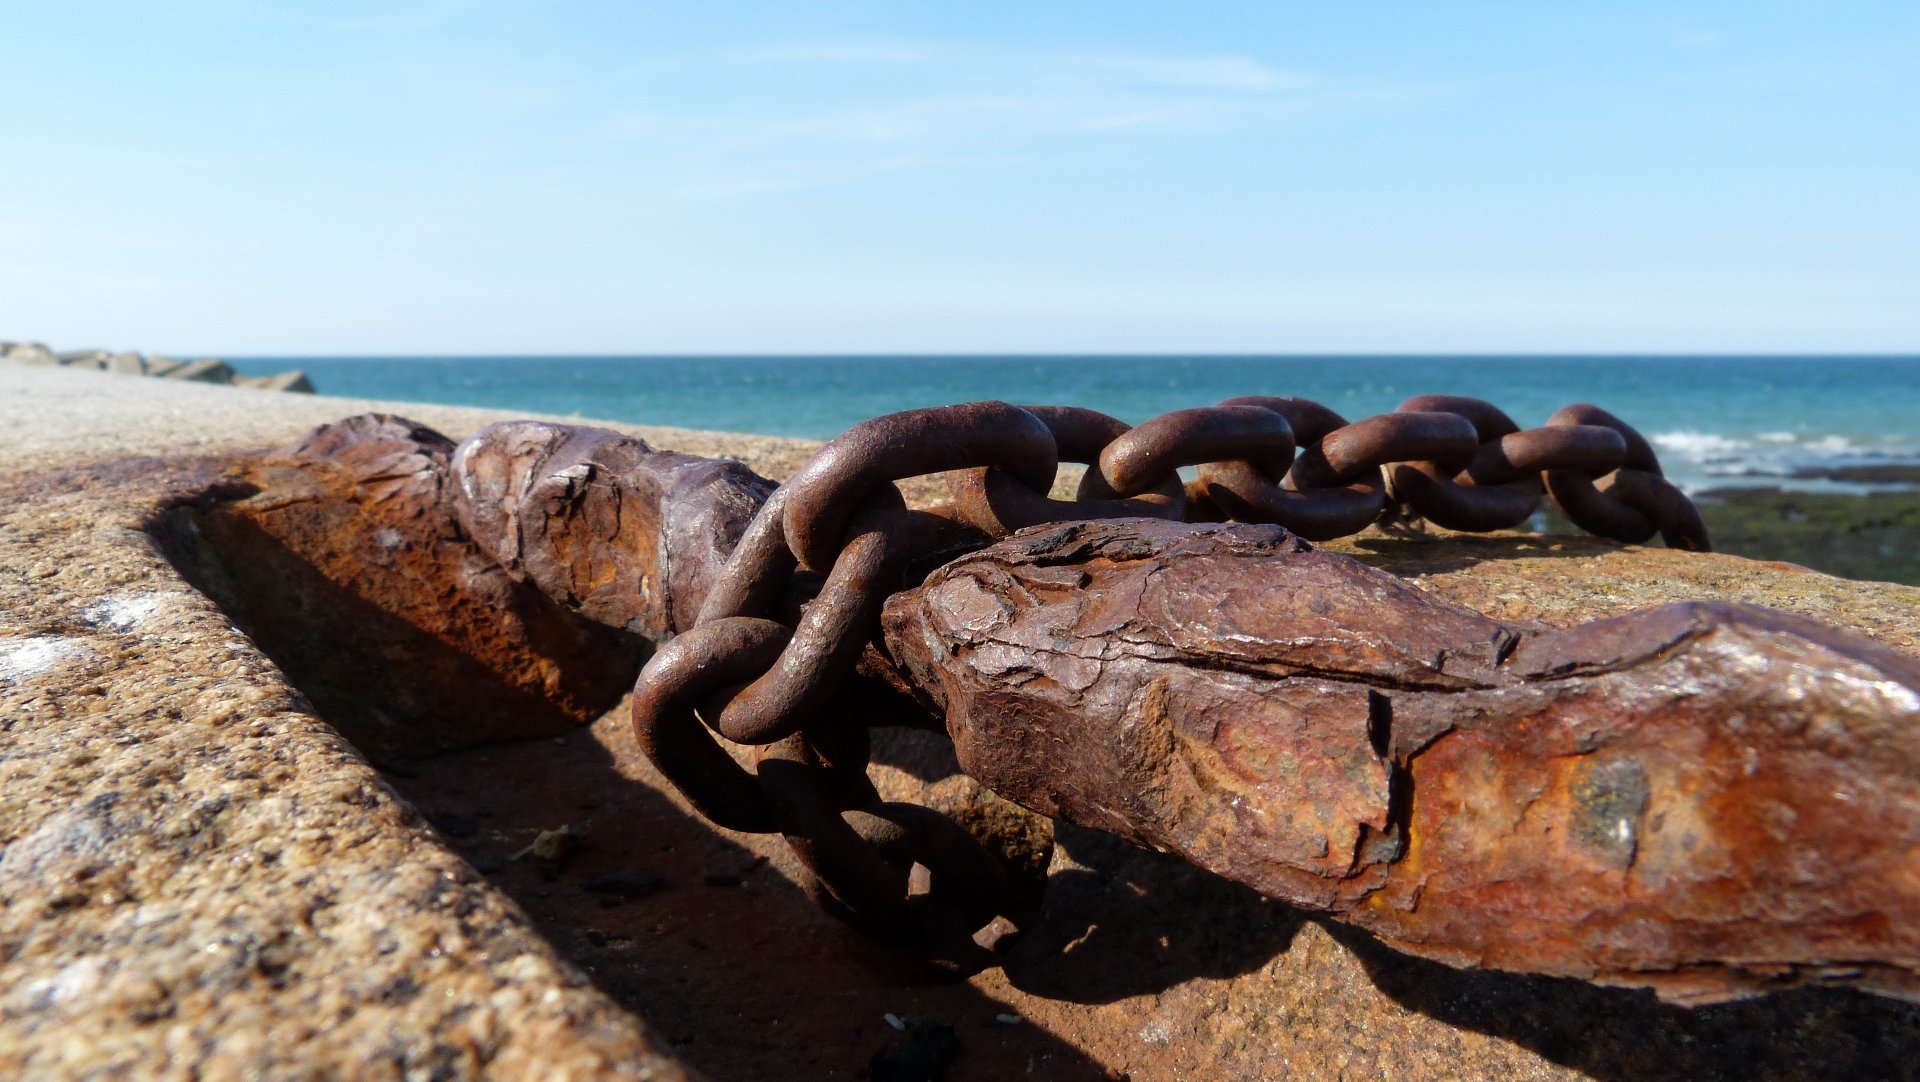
[{"x1": 241, "y1": 394, "x2": 1920, "y2": 1004}]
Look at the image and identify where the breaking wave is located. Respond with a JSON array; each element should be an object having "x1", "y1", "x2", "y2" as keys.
[{"x1": 1649, "y1": 430, "x2": 1920, "y2": 492}]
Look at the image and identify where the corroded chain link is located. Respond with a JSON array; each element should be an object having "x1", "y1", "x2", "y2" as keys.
[
  {"x1": 948, "y1": 394, "x2": 1707, "y2": 548},
  {"x1": 629, "y1": 393, "x2": 1708, "y2": 971}
]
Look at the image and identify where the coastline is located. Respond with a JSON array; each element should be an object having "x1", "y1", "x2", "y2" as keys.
[{"x1": 6, "y1": 360, "x2": 1913, "y2": 584}]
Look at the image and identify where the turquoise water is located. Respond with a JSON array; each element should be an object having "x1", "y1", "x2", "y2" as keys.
[{"x1": 226, "y1": 355, "x2": 1920, "y2": 493}]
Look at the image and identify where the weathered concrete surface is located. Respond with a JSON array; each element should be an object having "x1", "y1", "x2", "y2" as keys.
[
  {"x1": 0, "y1": 459, "x2": 693, "y2": 1080},
  {"x1": 0, "y1": 367, "x2": 731, "y2": 1078},
  {"x1": 6, "y1": 362, "x2": 1920, "y2": 1080}
]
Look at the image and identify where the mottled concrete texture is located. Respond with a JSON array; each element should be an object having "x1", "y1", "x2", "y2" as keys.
[
  {"x1": 4, "y1": 363, "x2": 1918, "y2": 1080},
  {"x1": 0, "y1": 368, "x2": 708, "y2": 1079},
  {"x1": 0, "y1": 463, "x2": 693, "y2": 1080}
]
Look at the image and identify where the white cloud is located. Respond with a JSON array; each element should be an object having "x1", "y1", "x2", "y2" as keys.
[{"x1": 706, "y1": 41, "x2": 1310, "y2": 94}]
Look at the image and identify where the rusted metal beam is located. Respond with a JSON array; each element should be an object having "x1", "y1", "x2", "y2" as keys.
[
  {"x1": 453, "y1": 420, "x2": 774, "y2": 641},
  {"x1": 881, "y1": 517, "x2": 1920, "y2": 1004},
  {"x1": 162, "y1": 415, "x2": 648, "y2": 758}
]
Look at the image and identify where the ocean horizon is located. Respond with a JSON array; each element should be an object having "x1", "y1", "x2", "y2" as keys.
[{"x1": 226, "y1": 353, "x2": 1920, "y2": 496}]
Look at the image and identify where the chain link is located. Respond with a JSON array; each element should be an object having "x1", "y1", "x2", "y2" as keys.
[{"x1": 628, "y1": 392, "x2": 1709, "y2": 972}]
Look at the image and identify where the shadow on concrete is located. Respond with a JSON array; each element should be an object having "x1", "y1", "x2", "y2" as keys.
[
  {"x1": 1010, "y1": 819, "x2": 1920, "y2": 1081},
  {"x1": 1324, "y1": 920, "x2": 1920, "y2": 1082},
  {"x1": 379, "y1": 720, "x2": 1114, "y2": 1082},
  {"x1": 1002, "y1": 824, "x2": 1307, "y2": 1005},
  {"x1": 150, "y1": 484, "x2": 1108, "y2": 1080}
]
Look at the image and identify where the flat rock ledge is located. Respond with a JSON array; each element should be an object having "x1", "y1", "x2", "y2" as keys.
[{"x1": 4, "y1": 364, "x2": 1919, "y2": 1080}]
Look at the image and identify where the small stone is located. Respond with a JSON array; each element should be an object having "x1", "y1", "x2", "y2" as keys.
[
  {"x1": 511, "y1": 824, "x2": 584, "y2": 863},
  {"x1": 582, "y1": 868, "x2": 666, "y2": 898}
]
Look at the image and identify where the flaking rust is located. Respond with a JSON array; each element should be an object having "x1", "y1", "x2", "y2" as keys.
[
  {"x1": 453, "y1": 420, "x2": 774, "y2": 640},
  {"x1": 882, "y1": 517, "x2": 1920, "y2": 1005},
  {"x1": 163, "y1": 414, "x2": 647, "y2": 758}
]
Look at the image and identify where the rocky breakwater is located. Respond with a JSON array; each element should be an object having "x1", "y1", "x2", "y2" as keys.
[{"x1": 1, "y1": 338, "x2": 314, "y2": 392}]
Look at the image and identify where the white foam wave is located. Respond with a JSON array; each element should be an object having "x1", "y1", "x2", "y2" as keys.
[
  {"x1": 1804, "y1": 435, "x2": 1858, "y2": 455},
  {"x1": 1650, "y1": 431, "x2": 1748, "y2": 459},
  {"x1": 1650, "y1": 428, "x2": 1920, "y2": 487}
]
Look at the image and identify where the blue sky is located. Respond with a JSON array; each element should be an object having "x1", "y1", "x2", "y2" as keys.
[{"x1": 2, "y1": 2, "x2": 1916, "y2": 354}]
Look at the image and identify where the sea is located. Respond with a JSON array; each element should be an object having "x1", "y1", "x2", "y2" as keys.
[{"x1": 225, "y1": 355, "x2": 1920, "y2": 496}]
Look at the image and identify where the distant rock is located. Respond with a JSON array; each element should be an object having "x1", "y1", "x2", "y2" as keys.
[
  {"x1": 3, "y1": 341, "x2": 318, "y2": 393},
  {"x1": 163, "y1": 358, "x2": 236, "y2": 384},
  {"x1": 1789, "y1": 463, "x2": 1920, "y2": 486},
  {"x1": 3, "y1": 343, "x2": 57, "y2": 366},
  {"x1": 236, "y1": 369, "x2": 316, "y2": 393}
]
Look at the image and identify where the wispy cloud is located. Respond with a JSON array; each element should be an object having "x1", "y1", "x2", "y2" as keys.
[
  {"x1": 765, "y1": 92, "x2": 1206, "y2": 143},
  {"x1": 708, "y1": 41, "x2": 1309, "y2": 93},
  {"x1": 603, "y1": 39, "x2": 1450, "y2": 196},
  {"x1": 196, "y1": 0, "x2": 480, "y2": 34}
]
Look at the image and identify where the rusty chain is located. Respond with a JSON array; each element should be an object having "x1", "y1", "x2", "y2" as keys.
[{"x1": 629, "y1": 393, "x2": 1708, "y2": 972}]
